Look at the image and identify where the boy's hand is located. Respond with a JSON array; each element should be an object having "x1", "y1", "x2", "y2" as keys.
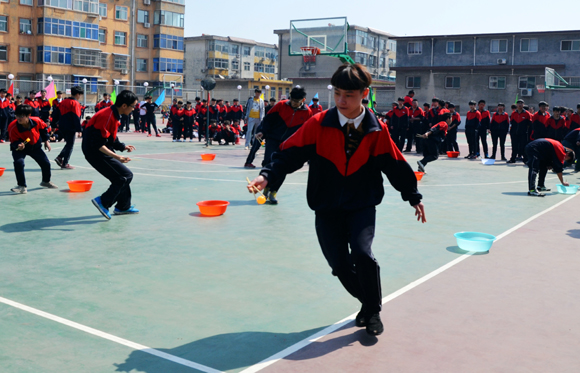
[
  {"x1": 44, "y1": 141, "x2": 51, "y2": 152},
  {"x1": 562, "y1": 181, "x2": 570, "y2": 187},
  {"x1": 413, "y1": 202, "x2": 426, "y2": 223},
  {"x1": 118, "y1": 156, "x2": 131, "y2": 163},
  {"x1": 125, "y1": 145, "x2": 136, "y2": 152},
  {"x1": 255, "y1": 132, "x2": 263, "y2": 140},
  {"x1": 248, "y1": 175, "x2": 268, "y2": 193},
  {"x1": 17, "y1": 143, "x2": 25, "y2": 151}
]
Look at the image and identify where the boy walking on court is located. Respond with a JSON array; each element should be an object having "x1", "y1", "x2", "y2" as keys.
[
  {"x1": 54, "y1": 86, "x2": 83, "y2": 170},
  {"x1": 248, "y1": 63, "x2": 426, "y2": 336},
  {"x1": 417, "y1": 112, "x2": 451, "y2": 172},
  {"x1": 82, "y1": 90, "x2": 139, "y2": 220},
  {"x1": 8, "y1": 104, "x2": 58, "y2": 194}
]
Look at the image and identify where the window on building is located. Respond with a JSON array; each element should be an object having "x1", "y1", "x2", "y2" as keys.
[
  {"x1": 21, "y1": 0, "x2": 33, "y2": 5},
  {"x1": 447, "y1": 41, "x2": 462, "y2": 54},
  {"x1": 71, "y1": 48, "x2": 100, "y2": 67},
  {"x1": 19, "y1": 19, "x2": 32, "y2": 34},
  {"x1": 368, "y1": 36, "x2": 376, "y2": 49},
  {"x1": 243, "y1": 46, "x2": 251, "y2": 56},
  {"x1": 406, "y1": 76, "x2": 421, "y2": 88},
  {"x1": 368, "y1": 55, "x2": 376, "y2": 68},
  {"x1": 561, "y1": 40, "x2": 580, "y2": 51},
  {"x1": 153, "y1": 34, "x2": 183, "y2": 50},
  {"x1": 231, "y1": 45, "x2": 239, "y2": 55},
  {"x1": 243, "y1": 62, "x2": 250, "y2": 71},
  {"x1": 73, "y1": 0, "x2": 98, "y2": 13},
  {"x1": 379, "y1": 57, "x2": 385, "y2": 68},
  {"x1": 115, "y1": 6, "x2": 128, "y2": 20},
  {"x1": 265, "y1": 64, "x2": 275, "y2": 74},
  {"x1": 388, "y1": 40, "x2": 396, "y2": 51},
  {"x1": 519, "y1": 76, "x2": 536, "y2": 89},
  {"x1": 137, "y1": 10, "x2": 149, "y2": 23},
  {"x1": 520, "y1": 38, "x2": 538, "y2": 52},
  {"x1": 99, "y1": 53, "x2": 108, "y2": 69},
  {"x1": 38, "y1": 18, "x2": 99, "y2": 41},
  {"x1": 0, "y1": 16, "x2": 6, "y2": 32},
  {"x1": 445, "y1": 76, "x2": 461, "y2": 89},
  {"x1": 208, "y1": 58, "x2": 228, "y2": 69},
  {"x1": 354, "y1": 52, "x2": 367, "y2": 65},
  {"x1": 407, "y1": 42, "x2": 422, "y2": 55},
  {"x1": 114, "y1": 31, "x2": 126, "y2": 45},
  {"x1": 563, "y1": 77, "x2": 580, "y2": 86},
  {"x1": 137, "y1": 34, "x2": 148, "y2": 48},
  {"x1": 153, "y1": 10, "x2": 184, "y2": 28},
  {"x1": 232, "y1": 60, "x2": 239, "y2": 70},
  {"x1": 114, "y1": 54, "x2": 128, "y2": 70},
  {"x1": 379, "y1": 39, "x2": 387, "y2": 50},
  {"x1": 254, "y1": 46, "x2": 265, "y2": 58},
  {"x1": 99, "y1": 3, "x2": 107, "y2": 17},
  {"x1": 136, "y1": 58, "x2": 147, "y2": 72},
  {"x1": 19, "y1": 47, "x2": 32, "y2": 62},
  {"x1": 356, "y1": 30, "x2": 368, "y2": 46},
  {"x1": 37, "y1": 46, "x2": 72, "y2": 64},
  {"x1": 489, "y1": 76, "x2": 506, "y2": 89},
  {"x1": 388, "y1": 58, "x2": 395, "y2": 67},
  {"x1": 254, "y1": 63, "x2": 264, "y2": 72},
  {"x1": 152, "y1": 58, "x2": 183, "y2": 73},
  {"x1": 98, "y1": 28, "x2": 105, "y2": 43},
  {"x1": 0, "y1": 45, "x2": 7, "y2": 61},
  {"x1": 490, "y1": 39, "x2": 508, "y2": 53}
]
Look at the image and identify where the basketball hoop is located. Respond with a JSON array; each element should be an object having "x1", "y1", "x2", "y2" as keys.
[
  {"x1": 300, "y1": 46, "x2": 320, "y2": 64},
  {"x1": 536, "y1": 85, "x2": 545, "y2": 93}
]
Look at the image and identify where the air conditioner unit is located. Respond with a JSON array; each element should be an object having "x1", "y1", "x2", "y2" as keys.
[
  {"x1": 144, "y1": 0, "x2": 151, "y2": 5},
  {"x1": 521, "y1": 88, "x2": 533, "y2": 97},
  {"x1": 121, "y1": 69, "x2": 128, "y2": 75},
  {"x1": 144, "y1": 22, "x2": 150, "y2": 28},
  {"x1": 497, "y1": 58, "x2": 507, "y2": 65}
]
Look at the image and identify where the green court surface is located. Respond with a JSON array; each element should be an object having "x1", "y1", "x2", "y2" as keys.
[{"x1": 0, "y1": 134, "x2": 576, "y2": 372}]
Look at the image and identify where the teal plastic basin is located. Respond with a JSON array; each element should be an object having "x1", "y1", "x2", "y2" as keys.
[
  {"x1": 454, "y1": 232, "x2": 496, "y2": 253},
  {"x1": 556, "y1": 184, "x2": 579, "y2": 195}
]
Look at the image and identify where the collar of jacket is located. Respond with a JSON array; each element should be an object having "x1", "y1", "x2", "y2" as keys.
[
  {"x1": 284, "y1": 100, "x2": 309, "y2": 111},
  {"x1": 320, "y1": 107, "x2": 382, "y2": 135},
  {"x1": 17, "y1": 118, "x2": 38, "y2": 133},
  {"x1": 110, "y1": 105, "x2": 120, "y2": 120}
]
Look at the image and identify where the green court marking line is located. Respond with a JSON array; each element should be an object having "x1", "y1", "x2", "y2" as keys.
[
  {"x1": 0, "y1": 296, "x2": 224, "y2": 373},
  {"x1": 240, "y1": 192, "x2": 579, "y2": 373}
]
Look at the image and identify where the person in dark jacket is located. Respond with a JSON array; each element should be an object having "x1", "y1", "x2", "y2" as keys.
[
  {"x1": 562, "y1": 128, "x2": 580, "y2": 172},
  {"x1": 525, "y1": 138, "x2": 574, "y2": 196},
  {"x1": 54, "y1": 85, "x2": 83, "y2": 169},
  {"x1": 490, "y1": 103, "x2": 510, "y2": 160},
  {"x1": 248, "y1": 63, "x2": 426, "y2": 337},
  {"x1": 477, "y1": 100, "x2": 491, "y2": 158},
  {"x1": 417, "y1": 112, "x2": 451, "y2": 172}
]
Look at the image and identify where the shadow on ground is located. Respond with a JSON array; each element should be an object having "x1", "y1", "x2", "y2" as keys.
[
  {"x1": 446, "y1": 246, "x2": 489, "y2": 256},
  {"x1": 0, "y1": 215, "x2": 104, "y2": 232}
]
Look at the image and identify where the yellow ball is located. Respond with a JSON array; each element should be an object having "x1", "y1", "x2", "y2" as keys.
[{"x1": 257, "y1": 195, "x2": 267, "y2": 205}]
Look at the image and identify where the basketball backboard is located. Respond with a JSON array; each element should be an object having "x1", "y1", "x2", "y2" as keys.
[
  {"x1": 289, "y1": 17, "x2": 348, "y2": 56},
  {"x1": 545, "y1": 67, "x2": 572, "y2": 89}
]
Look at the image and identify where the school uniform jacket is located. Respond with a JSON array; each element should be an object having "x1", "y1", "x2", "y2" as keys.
[
  {"x1": 546, "y1": 117, "x2": 567, "y2": 141},
  {"x1": 8, "y1": 117, "x2": 49, "y2": 151},
  {"x1": 490, "y1": 112, "x2": 510, "y2": 132},
  {"x1": 95, "y1": 100, "x2": 113, "y2": 112},
  {"x1": 510, "y1": 110, "x2": 532, "y2": 134},
  {"x1": 0, "y1": 97, "x2": 11, "y2": 122},
  {"x1": 261, "y1": 100, "x2": 313, "y2": 142},
  {"x1": 465, "y1": 110, "x2": 481, "y2": 129},
  {"x1": 208, "y1": 105, "x2": 219, "y2": 121},
  {"x1": 260, "y1": 107, "x2": 422, "y2": 212},
  {"x1": 58, "y1": 98, "x2": 82, "y2": 132},
  {"x1": 410, "y1": 108, "x2": 425, "y2": 125},
  {"x1": 24, "y1": 98, "x2": 40, "y2": 117},
  {"x1": 51, "y1": 98, "x2": 63, "y2": 125},
  {"x1": 404, "y1": 96, "x2": 413, "y2": 107},
  {"x1": 37, "y1": 98, "x2": 51, "y2": 121},
  {"x1": 180, "y1": 108, "x2": 196, "y2": 126},
  {"x1": 527, "y1": 138, "x2": 566, "y2": 173},
  {"x1": 389, "y1": 106, "x2": 410, "y2": 133},
  {"x1": 478, "y1": 110, "x2": 491, "y2": 131},
  {"x1": 309, "y1": 104, "x2": 324, "y2": 115},
  {"x1": 531, "y1": 111, "x2": 551, "y2": 140},
  {"x1": 227, "y1": 104, "x2": 244, "y2": 121},
  {"x1": 449, "y1": 112, "x2": 461, "y2": 132},
  {"x1": 82, "y1": 106, "x2": 125, "y2": 153},
  {"x1": 563, "y1": 127, "x2": 580, "y2": 144},
  {"x1": 429, "y1": 121, "x2": 448, "y2": 142},
  {"x1": 427, "y1": 107, "x2": 440, "y2": 126},
  {"x1": 569, "y1": 113, "x2": 580, "y2": 131}
]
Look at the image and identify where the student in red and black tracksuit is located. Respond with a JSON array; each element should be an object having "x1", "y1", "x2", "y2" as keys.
[
  {"x1": 227, "y1": 99, "x2": 244, "y2": 123},
  {"x1": 417, "y1": 112, "x2": 450, "y2": 172},
  {"x1": 208, "y1": 99, "x2": 219, "y2": 123},
  {"x1": 132, "y1": 102, "x2": 141, "y2": 132},
  {"x1": 465, "y1": 101, "x2": 481, "y2": 159},
  {"x1": 409, "y1": 100, "x2": 425, "y2": 153},
  {"x1": 95, "y1": 93, "x2": 113, "y2": 112},
  {"x1": 525, "y1": 138, "x2": 574, "y2": 196},
  {"x1": 490, "y1": 103, "x2": 510, "y2": 160},
  {"x1": 427, "y1": 98, "x2": 440, "y2": 127},
  {"x1": 51, "y1": 91, "x2": 64, "y2": 128},
  {"x1": 217, "y1": 99, "x2": 227, "y2": 123},
  {"x1": 446, "y1": 103, "x2": 461, "y2": 153},
  {"x1": 249, "y1": 63, "x2": 425, "y2": 337},
  {"x1": 194, "y1": 98, "x2": 202, "y2": 113},
  {"x1": 546, "y1": 107, "x2": 567, "y2": 141},
  {"x1": 391, "y1": 98, "x2": 410, "y2": 152},
  {"x1": 531, "y1": 101, "x2": 550, "y2": 140},
  {"x1": 570, "y1": 105, "x2": 580, "y2": 132},
  {"x1": 83, "y1": 90, "x2": 139, "y2": 220},
  {"x1": 24, "y1": 91, "x2": 40, "y2": 117},
  {"x1": 385, "y1": 102, "x2": 396, "y2": 140},
  {"x1": 508, "y1": 100, "x2": 532, "y2": 163},
  {"x1": 477, "y1": 100, "x2": 490, "y2": 158},
  {"x1": 196, "y1": 100, "x2": 208, "y2": 141},
  {"x1": 259, "y1": 87, "x2": 313, "y2": 204},
  {"x1": 36, "y1": 90, "x2": 51, "y2": 123},
  {"x1": 180, "y1": 101, "x2": 196, "y2": 141},
  {"x1": 8, "y1": 104, "x2": 58, "y2": 194},
  {"x1": 398, "y1": 97, "x2": 416, "y2": 152},
  {"x1": 171, "y1": 101, "x2": 184, "y2": 141},
  {"x1": 54, "y1": 86, "x2": 83, "y2": 170},
  {"x1": 264, "y1": 98, "x2": 276, "y2": 115},
  {"x1": 404, "y1": 90, "x2": 414, "y2": 108},
  {"x1": 562, "y1": 127, "x2": 580, "y2": 172},
  {"x1": 0, "y1": 88, "x2": 11, "y2": 143},
  {"x1": 309, "y1": 97, "x2": 324, "y2": 115}
]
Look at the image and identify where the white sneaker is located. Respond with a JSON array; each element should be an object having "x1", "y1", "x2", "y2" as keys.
[
  {"x1": 40, "y1": 181, "x2": 58, "y2": 189},
  {"x1": 172, "y1": 139, "x2": 176, "y2": 142},
  {"x1": 245, "y1": 146, "x2": 249, "y2": 150},
  {"x1": 189, "y1": 139, "x2": 193, "y2": 142},
  {"x1": 11, "y1": 186, "x2": 27, "y2": 194}
]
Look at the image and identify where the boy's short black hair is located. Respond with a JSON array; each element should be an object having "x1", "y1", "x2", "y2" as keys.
[
  {"x1": 423, "y1": 103, "x2": 430, "y2": 108},
  {"x1": 186, "y1": 101, "x2": 192, "y2": 105},
  {"x1": 233, "y1": 98, "x2": 239, "y2": 102},
  {"x1": 478, "y1": 99, "x2": 486, "y2": 104},
  {"x1": 330, "y1": 63, "x2": 372, "y2": 92},
  {"x1": 195, "y1": 97, "x2": 201, "y2": 101},
  {"x1": 224, "y1": 120, "x2": 231, "y2": 125},
  {"x1": 523, "y1": 105, "x2": 529, "y2": 110},
  {"x1": 270, "y1": 98, "x2": 276, "y2": 102},
  {"x1": 432, "y1": 98, "x2": 439, "y2": 103},
  {"x1": 71, "y1": 86, "x2": 84, "y2": 96},
  {"x1": 439, "y1": 112, "x2": 452, "y2": 121},
  {"x1": 29, "y1": 90, "x2": 37, "y2": 95},
  {"x1": 362, "y1": 99, "x2": 369, "y2": 104},
  {"x1": 211, "y1": 98, "x2": 216, "y2": 102},
  {"x1": 539, "y1": 101, "x2": 548, "y2": 107},
  {"x1": 210, "y1": 119, "x2": 217, "y2": 124},
  {"x1": 577, "y1": 103, "x2": 580, "y2": 109},
  {"x1": 412, "y1": 98, "x2": 418, "y2": 102},
  {"x1": 565, "y1": 149, "x2": 575, "y2": 162},
  {"x1": 177, "y1": 100, "x2": 183, "y2": 105},
  {"x1": 438, "y1": 100, "x2": 446, "y2": 107},
  {"x1": 0, "y1": 88, "x2": 6, "y2": 94},
  {"x1": 397, "y1": 97, "x2": 404, "y2": 101},
  {"x1": 408, "y1": 90, "x2": 415, "y2": 95},
  {"x1": 56, "y1": 91, "x2": 62, "y2": 95},
  {"x1": 144, "y1": 95, "x2": 152, "y2": 99},
  {"x1": 312, "y1": 97, "x2": 319, "y2": 102},
  {"x1": 448, "y1": 103, "x2": 455, "y2": 108},
  {"x1": 254, "y1": 89, "x2": 262, "y2": 93},
  {"x1": 516, "y1": 99, "x2": 524, "y2": 104},
  {"x1": 290, "y1": 87, "x2": 307, "y2": 100},
  {"x1": 115, "y1": 90, "x2": 138, "y2": 107},
  {"x1": 86, "y1": 115, "x2": 92, "y2": 120},
  {"x1": 40, "y1": 89, "x2": 47, "y2": 94},
  {"x1": 498, "y1": 103, "x2": 505, "y2": 107},
  {"x1": 511, "y1": 104, "x2": 517, "y2": 109},
  {"x1": 173, "y1": 98, "x2": 177, "y2": 102},
  {"x1": 553, "y1": 106, "x2": 561, "y2": 112},
  {"x1": 202, "y1": 99, "x2": 207, "y2": 103},
  {"x1": 103, "y1": 93, "x2": 109, "y2": 97},
  {"x1": 15, "y1": 95, "x2": 22, "y2": 100},
  {"x1": 469, "y1": 100, "x2": 477, "y2": 105},
  {"x1": 15, "y1": 104, "x2": 33, "y2": 117}
]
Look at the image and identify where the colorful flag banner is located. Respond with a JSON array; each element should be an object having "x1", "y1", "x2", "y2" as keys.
[{"x1": 155, "y1": 89, "x2": 166, "y2": 106}]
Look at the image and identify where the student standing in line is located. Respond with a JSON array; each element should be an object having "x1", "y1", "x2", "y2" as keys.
[
  {"x1": 464, "y1": 101, "x2": 481, "y2": 159},
  {"x1": 248, "y1": 63, "x2": 425, "y2": 336},
  {"x1": 0, "y1": 88, "x2": 11, "y2": 143},
  {"x1": 36, "y1": 90, "x2": 51, "y2": 123},
  {"x1": 24, "y1": 91, "x2": 40, "y2": 117},
  {"x1": 309, "y1": 97, "x2": 324, "y2": 115},
  {"x1": 546, "y1": 107, "x2": 567, "y2": 141},
  {"x1": 531, "y1": 101, "x2": 550, "y2": 140},
  {"x1": 181, "y1": 101, "x2": 196, "y2": 142},
  {"x1": 490, "y1": 103, "x2": 509, "y2": 160},
  {"x1": 477, "y1": 100, "x2": 491, "y2": 158},
  {"x1": 409, "y1": 99, "x2": 425, "y2": 153},
  {"x1": 446, "y1": 103, "x2": 460, "y2": 153}
]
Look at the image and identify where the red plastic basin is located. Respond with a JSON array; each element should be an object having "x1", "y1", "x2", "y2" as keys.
[
  {"x1": 196, "y1": 200, "x2": 229, "y2": 216},
  {"x1": 415, "y1": 171, "x2": 425, "y2": 181},
  {"x1": 447, "y1": 151, "x2": 460, "y2": 158},
  {"x1": 67, "y1": 180, "x2": 94, "y2": 192},
  {"x1": 201, "y1": 154, "x2": 216, "y2": 161}
]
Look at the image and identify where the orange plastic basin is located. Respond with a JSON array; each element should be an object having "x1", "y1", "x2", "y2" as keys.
[
  {"x1": 447, "y1": 151, "x2": 460, "y2": 158},
  {"x1": 201, "y1": 154, "x2": 216, "y2": 161},
  {"x1": 67, "y1": 180, "x2": 94, "y2": 192},
  {"x1": 196, "y1": 200, "x2": 229, "y2": 216},
  {"x1": 415, "y1": 171, "x2": 425, "y2": 181},
  {"x1": 0, "y1": 167, "x2": 5, "y2": 177}
]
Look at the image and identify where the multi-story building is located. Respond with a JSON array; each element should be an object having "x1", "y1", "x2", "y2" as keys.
[
  {"x1": 0, "y1": 0, "x2": 184, "y2": 105},
  {"x1": 274, "y1": 25, "x2": 397, "y2": 109},
  {"x1": 391, "y1": 30, "x2": 580, "y2": 111}
]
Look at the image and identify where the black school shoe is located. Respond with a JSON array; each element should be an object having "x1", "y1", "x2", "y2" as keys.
[
  {"x1": 528, "y1": 190, "x2": 545, "y2": 197},
  {"x1": 366, "y1": 313, "x2": 384, "y2": 336},
  {"x1": 537, "y1": 186, "x2": 551, "y2": 192},
  {"x1": 355, "y1": 306, "x2": 366, "y2": 327}
]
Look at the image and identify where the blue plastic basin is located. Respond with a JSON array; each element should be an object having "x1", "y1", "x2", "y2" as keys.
[
  {"x1": 556, "y1": 184, "x2": 579, "y2": 195},
  {"x1": 454, "y1": 232, "x2": 496, "y2": 253}
]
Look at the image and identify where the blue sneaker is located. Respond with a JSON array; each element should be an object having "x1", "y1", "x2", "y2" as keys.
[
  {"x1": 92, "y1": 196, "x2": 111, "y2": 220},
  {"x1": 113, "y1": 205, "x2": 140, "y2": 215}
]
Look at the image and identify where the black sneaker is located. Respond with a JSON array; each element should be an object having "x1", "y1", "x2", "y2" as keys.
[
  {"x1": 507, "y1": 159, "x2": 516, "y2": 164},
  {"x1": 537, "y1": 186, "x2": 551, "y2": 192},
  {"x1": 267, "y1": 191, "x2": 278, "y2": 205},
  {"x1": 366, "y1": 313, "x2": 384, "y2": 336},
  {"x1": 528, "y1": 190, "x2": 545, "y2": 197},
  {"x1": 54, "y1": 156, "x2": 64, "y2": 167},
  {"x1": 355, "y1": 306, "x2": 366, "y2": 327}
]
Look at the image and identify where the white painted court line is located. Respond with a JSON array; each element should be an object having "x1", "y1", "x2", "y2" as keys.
[
  {"x1": 0, "y1": 296, "x2": 224, "y2": 373},
  {"x1": 239, "y1": 193, "x2": 579, "y2": 373}
]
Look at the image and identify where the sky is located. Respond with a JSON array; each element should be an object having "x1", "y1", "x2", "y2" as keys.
[{"x1": 184, "y1": 0, "x2": 580, "y2": 45}]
